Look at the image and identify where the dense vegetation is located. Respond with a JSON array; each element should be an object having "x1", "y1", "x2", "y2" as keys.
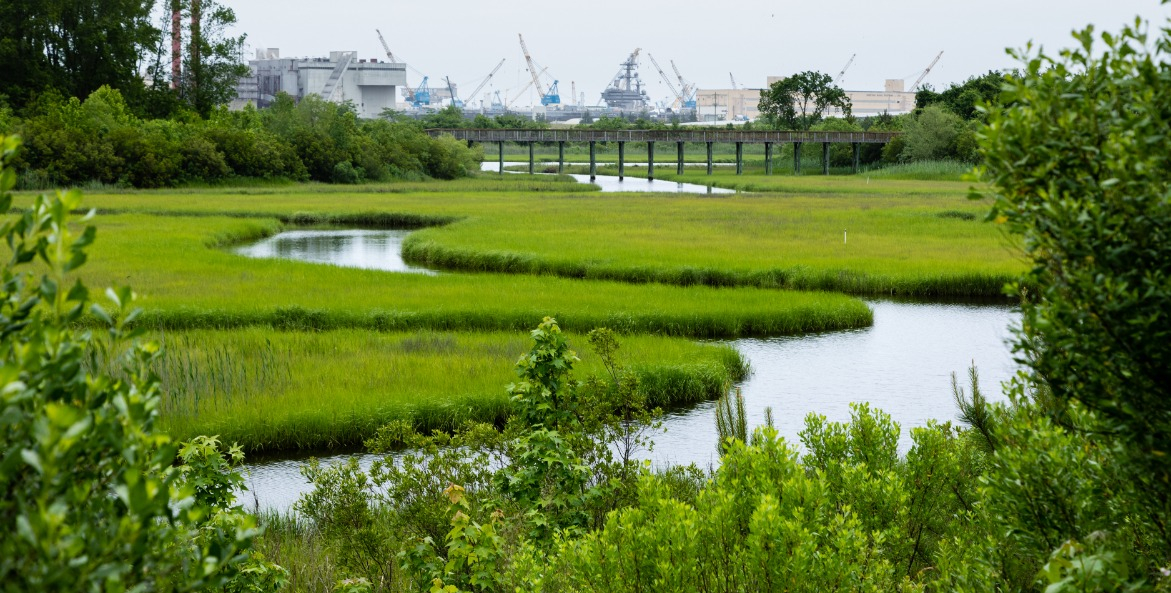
[
  {"x1": 0, "y1": 88, "x2": 481, "y2": 189},
  {"x1": 20, "y1": 177, "x2": 1021, "y2": 298},
  {"x1": 156, "y1": 328, "x2": 747, "y2": 452},
  {"x1": 252, "y1": 18, "x2": 1171, "y2": 593},
  {"x1": 3, "y1": 4, "x2": 1169, "y2": 592},
  {"x1": 0, "y1": 138, "x2": 284, "y2": 591}
]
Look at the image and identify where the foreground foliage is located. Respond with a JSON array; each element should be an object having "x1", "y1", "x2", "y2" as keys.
[{"x1": 0, "y1": 135, "x2": 278, "y2": 591}]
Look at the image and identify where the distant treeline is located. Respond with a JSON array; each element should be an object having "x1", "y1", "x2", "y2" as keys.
[{"x1": 0, "y1": 89, "x2": 481, "y2": 189}]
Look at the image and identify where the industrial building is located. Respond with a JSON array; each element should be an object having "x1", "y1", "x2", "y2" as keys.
[
  {"x1": 232, "y1": 48, "x2": 407, "y2": 118},
  {"x1": 766, "y1": 77, "x2": 916, "y2": 117},
  {"x1": 695, "y1": 88, "x2": 763, "y2": 122},
  {"x1": 695, "y1": 78, "x2": 917, "y2": 123}
]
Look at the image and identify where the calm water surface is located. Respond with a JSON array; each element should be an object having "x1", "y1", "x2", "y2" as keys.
[
  {"x1": 481, "y1": 161, "x2": 734, "y2": 194},
  {"x1": 649, "y1": 299, "x2": 1018, "y2": 469},
  {"x1": 234, "y1": 229, "x2": 435, "y2": 274},
  {"x1": 230, "y1": 231, "x2": 1019, "y2": 510}
]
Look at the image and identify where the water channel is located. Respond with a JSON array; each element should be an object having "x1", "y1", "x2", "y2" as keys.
[
  {"x1": 481, "y1": 161, "x2": 735, "y2": 194},
  {"x1": 234, "y1": 225, "x2": 1019, "y2": 512},
  {"x1": 234, "y1": 228, "x2": 435, "y2": 274}
]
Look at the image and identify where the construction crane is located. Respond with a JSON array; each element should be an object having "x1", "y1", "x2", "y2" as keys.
[
  {"x1": 491, "y1": 90, "x2": 504, "y2": 110},
  {"x1": 375, "y1": 29, "x2": 398, "y2": 64},
  {"x1": 543, "y1": 80, "x2": 561, "y2": 105},
  {"x1": 517, "y1": 34, "x2": 559, "y2": 106},
  {"x1": 647, "y1": 53, "x2": 683, "y2": 109},
  {"x1": 729, "y1": 72, "x2": 737, "y2": 90},
  {"x1": 444, "y1": 76, "x2": 461, "y2": 108},
  {"x1": 375, "y1": 29, "x2": 430, "y2": 107},
  {"x1": 509, "y1": 65, "x2": 549, "y2": 107},
  {"x1": 835, "y1": 53, "x2": 856, "y2": 84},
  {"x1": 460, "y1": 58, "x2": 505, "y2": 110},
  {"x1": 410, "y1": 76, "x2": 430, "y2": 108},
  {"x1": 910, "y1": 51, "x2": 944, "y2": 92},
  {"x1": 670, "y1": 59, "x2": 696, "y2": 109}
]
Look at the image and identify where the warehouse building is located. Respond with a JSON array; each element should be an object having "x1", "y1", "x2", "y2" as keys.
[{"x1": 232, "y1": 48, "x2": 407, "y2": 118}]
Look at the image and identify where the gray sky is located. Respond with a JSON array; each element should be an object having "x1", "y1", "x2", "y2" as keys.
[{"x1": 227, "y1": 0, "x2": 1170, "y2": 105}]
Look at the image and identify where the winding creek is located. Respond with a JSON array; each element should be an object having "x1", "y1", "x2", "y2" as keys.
[{"x1": 233, "y1": 177, "x2": 1019, "y2": 511}]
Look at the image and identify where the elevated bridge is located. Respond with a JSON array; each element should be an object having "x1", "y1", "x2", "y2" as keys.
[{"x1": 426, "y1": 128, "x2": 898, "y2": 178}]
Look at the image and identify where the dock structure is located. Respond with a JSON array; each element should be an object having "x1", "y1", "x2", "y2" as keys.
[{"x1": 428, "y1": 129, "x2": 895, "y2": 179}]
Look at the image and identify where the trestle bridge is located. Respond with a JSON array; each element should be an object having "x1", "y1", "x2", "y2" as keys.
[{"x1": 427, "y1": 129, "x2": 897, "y2": 179}]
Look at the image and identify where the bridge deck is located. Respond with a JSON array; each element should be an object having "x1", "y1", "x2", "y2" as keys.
[{"x1": 427, "y1": 128, "x2": 895, "y2": 144}]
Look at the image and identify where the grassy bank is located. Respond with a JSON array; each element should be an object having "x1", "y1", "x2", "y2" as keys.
[
  {"x1": 51, "y1": 178, "x2": 1021, "y2": 298},
  {"x1": 397, "y1": 187, "x2": 1020, "y2": 297},
  {"x1": 78, "y1": 214, "x2": 871, "y2": 337},
  {"x1": 156, "y1": 328, "x2": 748, "y2": 452},
  {"x1": 546, "y1": 163, "x2": 974, "y2": 193}
]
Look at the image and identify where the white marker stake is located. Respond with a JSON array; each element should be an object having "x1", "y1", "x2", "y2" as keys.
[{"x1": 844, "y1": 229, "x2": 847, "y2": 245}]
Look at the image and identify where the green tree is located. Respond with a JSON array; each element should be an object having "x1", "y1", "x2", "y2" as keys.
[
  {"x1": 932, "y1": 15, "x2": 1171, "y2": 592},
  {"x1": 758, "y1": 71, "x2": 850, "y2": 130},
  {"x1": 0, "y1": 0, "x2": 158, "y2": 110},
  {"x1": 143, "y1": 0, "x2": 249, "y2": 118},
  {"x1": 900, "y1": 105, "x2": 962, "y2": 162},
  {"x1": 914, "y1": 71, "x2": 1009, "y2": 121}
]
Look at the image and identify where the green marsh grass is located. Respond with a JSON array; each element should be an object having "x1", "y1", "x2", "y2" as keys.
[
  {"x1": 554, "y1": 163, "x2": 974, "y2": 196},
  {"x1": 861, "y1": 160, "x2": 973, "y2": 181},
  {"x1": 156, "y1": 328, "x2": 748, "y2": 452},
  {"x1": 397, "y1": 189, "x2": 1022, "y2": 297},
  {"x1": 54, "y1": 180, "x2": 1021, "y2": 298},
  {"x1": 77, "y1": 214, "x2": 871, "y2": 337}
]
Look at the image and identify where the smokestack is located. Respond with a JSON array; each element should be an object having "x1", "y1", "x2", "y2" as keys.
[
  {"x1": 171, "y1": 0, "x2": 181, "y2": 89},
  {"x1": 191, "y1": 0, "x2": 201, "y2": 91}
]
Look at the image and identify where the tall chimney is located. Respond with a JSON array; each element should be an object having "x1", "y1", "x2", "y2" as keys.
[
  {"x1": 190, "y1": 0, "x2": 201, "y2": 92},
  {"x1": 171, "y1": 0, "x2": 181, "y2": 89}
]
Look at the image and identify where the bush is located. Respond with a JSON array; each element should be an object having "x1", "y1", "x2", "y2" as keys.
[
  {"x1": 0, "y1": 135, "x2": 277, "y2": 591},
  {"x1": 901, "y1": 105, "x2": 961, "y2": 162},
  {"x1": 331, "y1": 161, "x2": 364, "y2": 184},
  {"x1": 7, "y1": 88, "x2": 482, "y2": 188}
]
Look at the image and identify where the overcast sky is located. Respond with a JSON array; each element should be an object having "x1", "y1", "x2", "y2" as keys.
[{"x1": 225, "y1": 0, "x2": 1171, "y2": 105}]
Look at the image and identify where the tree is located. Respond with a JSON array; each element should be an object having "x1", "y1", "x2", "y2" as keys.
[
  {"x1": 144, "y1": 0, "x2": 249, "y2": 118},
  {"x1": 935, "y1": 16, "x2": 1171, "y2": 592},
  {"x1": 915, "y1": 71, "x2": 1009, "y2": 120},
  {"x1": 900, "y1": 105, "x2": 961, "y2": 162},
  {"x1": 0, "y1": 0, "x2": 158, "y2": 110},
  {"x1": 758, "y1": 71, "x2": 850, "y2": 130}
]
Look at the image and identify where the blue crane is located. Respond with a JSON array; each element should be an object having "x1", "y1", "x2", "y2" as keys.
[
  {"x1": 410, "y1": 76, "x2": 431, "y2": 108},
  {"x1": 542, "y1": 80, "x2": 561, "y2": 106},
  {"x1": 518, "y1": 34, "x2": 560, "y2": 106}
]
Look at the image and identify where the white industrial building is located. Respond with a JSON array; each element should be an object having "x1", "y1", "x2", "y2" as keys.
[
  {"x1": 695, "y1": 78, "x2": 917, "y2": 122},
  {"x1": 232, "y1": 48, "x2": 407, "y2": 118}
]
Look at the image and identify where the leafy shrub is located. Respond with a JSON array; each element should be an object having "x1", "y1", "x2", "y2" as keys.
[
  {"x1": 7, "y1": 87, "x2": 481, "y2": 187},
  {"x1": 332, "y1": 161, "x2": 364, "y2": 184},
  {"x1": 0, "y1": 134, "x2": 273, "y2": 591}
]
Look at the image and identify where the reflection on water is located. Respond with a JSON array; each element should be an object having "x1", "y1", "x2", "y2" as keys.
[
  {"x1": 234, "y1": 229, "x2": 434, "y2": 274},
  {"x1": 240, "y1": 299, "x2": 1019, "y2": 512},
  {"x1": 481, "y1": 161, "x2": 734, "y2": 195}
]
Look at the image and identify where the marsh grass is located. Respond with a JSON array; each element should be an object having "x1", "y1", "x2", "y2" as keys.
[
  {"x1": 75, "y1": 213, "x2": 872, "y2": 338},
  {"x1": 253, "y1": 512, "x2": 338, "y2": 593},
  {"x1": 155, "y1": 328, "x2": 749, "y2": 452},
  {"x1": 861, "y1": 160, "x2": 974, "y2": 181},
  {"x1": 57, "y1": 180, "x2": 1021, "y2": 299}
]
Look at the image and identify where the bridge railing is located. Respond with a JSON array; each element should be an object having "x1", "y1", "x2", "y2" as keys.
[{"x1": 426, "y1": 128, "x2": 896, "y2": 144}]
